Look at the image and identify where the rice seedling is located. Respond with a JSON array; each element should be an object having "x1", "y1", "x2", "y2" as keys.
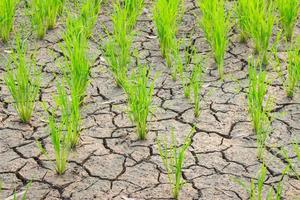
[
  {"x1": 285, "y1": 41, "x2": 300, "y2": 98},
  {"x1": 276, "y1": 0, "x2": 299, "y2": 40},
  {"x1": 247, "y1": 0, "x2": 275, "y2": 65},
  {"x1": 124, "y1": 0, "x2": 144, "y2": 30},
  {"x1": 153, "y1": 0, "x2": 183, "y2": 68},
  {"x1": 80, "y1": 0, "x2": 101, "y2": 38},
  {"x1": 190, "y1": 62, "x2": 202, "y2": 118},
  {"x1": 157, "y1": 128, "x2": 195, "y2": 199},
  {"x1": 247, "y1": 60, "x2": 271, "y2": 159},
  {"x1": 125, "y1": 64, "x2": 155, "y2": 140},
  {"x1": 5, "y1": 35, "x2": 40, "y2": 123},
  {"x1": 30, "y1": 0, "x2": 64, "y2": 38},
  {"x1": 234, "y1": 163, "x2": 284, "y2": 200},
  {"x1": 0, "y1": 0, "x2": 19, "y2": 42},
  {"x1": 235, "y1": 0, "x2": 251, "y2": 43},
  {"x1": 197, "y1": 0, "x2": 231, "y2": 79},
  {"x1": 280, "y1": 145, "x2": 300, "y2": 180},
  {"x1": 61, "y1": 13, "x2": 90, "y2": 103},
  {"x1": 103, "y1": 1, "x2": 135, "y2": 87}
]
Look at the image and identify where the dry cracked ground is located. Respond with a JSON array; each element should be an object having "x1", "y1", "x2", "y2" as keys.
[{"x1": 1, "y1": 0, "x2": 300, "y2": 199}]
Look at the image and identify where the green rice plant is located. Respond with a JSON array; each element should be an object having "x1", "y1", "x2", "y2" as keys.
[
  {"x1": 197, "y1": 0, "x2": 231, "y2": 79},
  {"x1": 5, "y1": 35, "x2": 40, "y2": 123},
  {"x1": 248, "y1": 60, "x2": 271, "y2": 159},
  {"x1": 235, "y1": 0, "x2": 251, "y2": 43},
  {"x1": 61, "y1": 13, "x2": 90, "y2": 102},
  {"x1": 124, "y1": 0, "x2": 144, "y2": 30},
  {"x1": 125, "y1": 64, "x2": 155, "y2": 140},
  {"x1": 0, "y1": 0, "x2": 19, "y2": 42},
  {"x1": 190, "y1": 62, "x2": 202, "y2": 118},
  {"x1": 157, "y1": 128, "x2": 195, "y2": 199},
  {"x1": 247, "y1": 0, "x2": 275, "y2": 65},
  {"x1": 276, "y1": 0, "x2": 299, "y2": 40},
  {"x1": 103, "y1": 1, "x2": 135, "y2": 87},
  {"x1": 30, "y1": 0, "x2": 64, "y2": 39},
  {"x1": 280, "y1": 145, "x2": 300, "y2": 180},
  {"x1": 80, "y1": 0, "x2": 101, "y2": 38},
  {"x1": 285, "y1": 42, "x2": 300, "y2": 98},
  {"x1": 234, "y1": 163, "x2": 284, "y2": 200},
  {"x1": 153, "y1": 0, "x2": 183, "y2": 67}
]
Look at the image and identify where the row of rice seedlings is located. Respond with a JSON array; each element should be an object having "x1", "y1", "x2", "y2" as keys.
[
  {"x1": 197, "y1": 0, "x2": 231, "y2": 79},
  {"x1": 30, "y1": 0, "x2": 64, "y2": 39},
  {"x1": 247, "y1": 60, "x2": 272, "y2": 160},
  {"x1": 80, "y1": 0, "x2": 101, "y2": 38},
  {"x1": 153, "y1": 0, "x2": 183, "y2": 71},
  {"x1": 0, "y1": 0, "x2": 19, "y2": 42},
  {"x1": 157, "y1": 128, "x2": 195, "y2": 200},
  {"x1": 285, "y1": 40, "x2": 300, "y2": 98},
  {"x1": 234, "y1": 163, "x2": 285, "y2": 200},
  {"x1": 124, "y1": 64, "x2": 155, "y2": 140},
  {"x1": 103, "y1": 0, "x2": 138, "y2": 87},
  {"x1": 276, "y1": 0, "x2": 299, "y2": 41},
  {"x1": 4, "y1": 35, "x2": 41, "y2": 123}
]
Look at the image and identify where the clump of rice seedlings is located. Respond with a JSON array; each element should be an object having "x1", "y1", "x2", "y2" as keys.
[
  {"x1": 5, "y1": 35, "x2": 40, "y2": 123},
  {"x1": 197, "y1": 0, "x2": 231, "y2": 79},
  {"x1": 30, "y1": 0, "x2": 64, "y2": 39},
  {"x1": 125, "y1": 64, "x2": 155, "y2": 140},
  {"x1": 234, "y1": 163, "x2": 284, "y2": 200},
  {"x1": 104, "y1": 1, "x2": 135, "y2": 87},
  {"x1": 124, "y1": 0, "x2": 144, "y2": 30},
  {"x1": 276, "y1": 0, "x2": 299, "y2": 40},
  {"x1": 153, "y1": 0, "x2": 183, "y2": 68},
  {"x1": 157, "y1": 128, "x2": 195, "y2": 199},
  {"x1": 235, "y1": 0, "x2": 251, "y2": 43},
  {"x1": 0, "y1": 0, "x2": 19, "y2": 42},
  {"x1": 190, "y1": 62, "x2": 202, "y2": 118},
  {"x1": 80, "y1": 0, "x2": 101, "y2": 38},
  {"x1": 285, "y1": 42, "x2": 300, "y2": 98},
  {"x1": 248, "y1": 60, "x2": 271, "y2": 159},
  {"x1": 247, "y1": 0, "x2": 275, "y2": 65}
]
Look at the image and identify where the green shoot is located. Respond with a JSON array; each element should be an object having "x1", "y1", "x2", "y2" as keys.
[
  {"x1": 30, "y1": 0, "x2": 64, "y2": 39},
  {"x1": 0, "y1": 0, "x2": 18, "y2": 42},
  {"x1": 247, "y1": 60, "x2": 271, "y2": 159},
  {"x1": 125, "y1": 64, "x2": 155, "y2": 140},
  {"x1": 197, "y1": 0, "x2": 231, "y2": 79},
  {"x1": 285, "y1": 41, "x2": 300, "y2": 98},
  {"x1": 235, "y1": 0, "x2": 251, "y2": 43},
  {"x1": 247, "y1": 0, "x2": 275, "y2": 65},
  {"x1": 276, "y1": 0, "x2": 299, "y2": 40},
  {"x1": 80, "y1": 0, "x2": 101, "y2": 38},
  {"x1": 124, "y1": 0, "x2": 144, "y2": 30},
  {"x1": 13, "y1": 181, "x2": 31, "y2": 200},
  {"x1": 61, "y1": 12, "x2": 90, "y2": 103},
  {"x1": 153, "y1": 0, "x2": 183, "y2": 68},
  {"x1": 190, "y1": 62, "x2": 202, "y2": 118},
  {"x1": 234, "y1": 163, "x2": 284, "y2": 200},
  {"x1": 103, "y1": 1, "x2": 135, "y2": 87},
  {"x1": 5, "y1": 35, "x2": 40, "y2": 123},
  {"x1": 157, "y1": 128, "x2": 195, "y2": 199}
]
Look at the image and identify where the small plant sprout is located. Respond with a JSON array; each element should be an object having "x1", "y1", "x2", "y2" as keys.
[
  {"x1": 234, "y1": 163, "x2": 284, "y2": 200},
  {"x1": 276, "y1": 0, "x2": 299, "y2": 40},
  {"x1": 157, "y1": 128, "x2": 195, "y2": 199},
  {"x1": 235, "y1": 0, "x2": 251, "y2": 43},
  {"x1": 247, "y1": 0, "x2": 275, "y2": 65},
  {"x1": 80, "y1": 0, "x2": 101, "y2": 38},
  {"x1": 125, "y1": 64, "x2": 155, "y2": 140},
  {"x1": 197, "y1": 0, "x2": 231, "y2": 79},
  {"x1": 61, "y1": 13, "x2": 90, "y2": 102},
  {"x1": 153, "y1": 0, "x2": 183, "y2": 68},
  {"x1": 190, "y1": 62, "x2": 203, "y2": 118},
  {"x1": 5, "y1": 35, "x2": 41, "y2": 123},
  {"x1": 248, "y1": 60, "x2": 271, "y2": 159},
  {"x1": 285, "y1": 42, "x2": 300, "y2": 98},
  {"x1": 0, "y1": 0, "x2": 19, "y2": 42},
  {"x1": 104, "y1": 1, "x2": 135, "y2": 87},
  {"x1": 30, "y1": 0, "x2": 64, "y2": 39}
]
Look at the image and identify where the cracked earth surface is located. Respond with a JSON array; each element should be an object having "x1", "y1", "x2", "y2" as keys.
[{"x1": 1, "y1": 0, "x2": 300, "y2": 199}]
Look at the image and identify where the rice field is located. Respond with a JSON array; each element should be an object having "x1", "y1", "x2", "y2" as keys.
[{"x1": 0, "y1": 0, "x2": 300, "y2": 199}]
